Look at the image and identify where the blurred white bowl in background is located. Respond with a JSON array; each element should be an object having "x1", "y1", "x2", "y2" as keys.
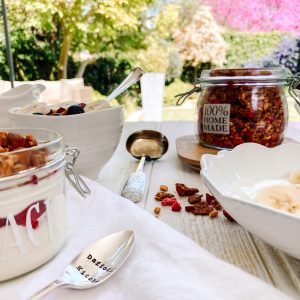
[
  {"x1": 0, "y1": 84, "x2": 45, "y2": 128},
  {"x1": 8, "y1": 105, "x2": 124, "y2": 179},
  {"x1": 201, "y1": 142, "x2": 300, "y2": 259}
]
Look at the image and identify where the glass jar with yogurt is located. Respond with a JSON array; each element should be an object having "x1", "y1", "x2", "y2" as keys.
[{"x1": 0, "y1": 128, "x2": 82, "y2": 281}]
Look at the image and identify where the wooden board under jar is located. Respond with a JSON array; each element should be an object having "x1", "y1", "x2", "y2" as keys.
[{"x1": 176, "y1": 135, "x2": 219, "y2": 171}]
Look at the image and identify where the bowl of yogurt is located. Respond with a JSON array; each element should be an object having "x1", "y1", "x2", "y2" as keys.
[
  {"x1": 0, "y1": 128, "x2": 82, "y2": 281},
  {"x1": 8, "y1": 100, "x2": 124, "y2": 179},
  {"x1": 200, "y1": 142, "x2": 300, "y2": 259}
]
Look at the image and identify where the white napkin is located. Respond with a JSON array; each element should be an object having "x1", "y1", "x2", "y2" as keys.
[{"x1": 0, "y1": 179, "x2": 291, "y2": 300}]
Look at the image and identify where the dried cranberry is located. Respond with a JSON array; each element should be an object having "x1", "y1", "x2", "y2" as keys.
[
  {"x1": 30, "y1": 175, "x2": 38, "y2": 185},
  {"x1": 223, "y1": 210, "x2": 236, "y2": 222}
]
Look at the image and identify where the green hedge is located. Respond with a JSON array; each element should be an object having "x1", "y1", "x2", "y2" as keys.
[{"x1": 223, "y1": 31, "x2": 284, "y2": 68}]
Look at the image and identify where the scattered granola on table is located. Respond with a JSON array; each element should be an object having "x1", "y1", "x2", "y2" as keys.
[
  {"x1": 209, "y1": 210, "x2": 218, "y2": 218},
  {"x1": 155, "y1": 191, "x2": 174, "y2": 201},
  {"x1": 188, "y1": 194, "x2": 203, "y2": 204},
  {"x1": 175, "y1": 183, "x2": 199, "y2": 196},
  {"x1": 153, "y1": 207, "x2": 161, "y2": 215},
  {"x1": 152, "y1": 183, "x2": 235, "y2": 221},
  {"x1": 160, "y1": 185, "x2": 168, "y2": 192}
]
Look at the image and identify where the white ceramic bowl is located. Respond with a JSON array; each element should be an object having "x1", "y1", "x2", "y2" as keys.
[
  {"x1": 8, "y1": 106, "x2": 124, "y2": 179},
  {"x1": 200, "y1": 143, "x2": 300, "y2": 259},
  {"x1": 0, "y1": 84, "x2": 45, "y2": 128}
]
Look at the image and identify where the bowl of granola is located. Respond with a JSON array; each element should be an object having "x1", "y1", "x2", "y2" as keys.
[
  {"x1": 8, "y1": 101, "x2": 124, "y2": 179},
  {"x1": 0, "y1": 128, "x2": 68, "y2": 281},
  {"x1": 200, "y1": 142, "x2": 300, "y2": 259}
]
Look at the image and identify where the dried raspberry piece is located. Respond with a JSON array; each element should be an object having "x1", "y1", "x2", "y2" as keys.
[
  {"x1": 223, "y1": 210, "x2": 236, "y2": 222},
  {"x1": 161, "y1": 197, "x2": 177, "y2": 206},
  {"x1": 30, "y1": 175, "x2": 38, "y2": 185},
  {"x1": 171, "y1": 202, "x2": 182, "y2": 212},
  {"x1": 188, "y1": 194, "x2": 203, "y2": 204},
  {"x1": 175, "y1": 183, "x2": 199, "y2": 196}
]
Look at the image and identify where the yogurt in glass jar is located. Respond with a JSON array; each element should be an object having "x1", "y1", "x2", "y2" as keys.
[{"x1": 0, "y1": 128, "x2": 67, "y2": 281}]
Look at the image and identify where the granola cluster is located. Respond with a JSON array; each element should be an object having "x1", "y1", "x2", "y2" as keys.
[
  {"x1": 197, "y1": 68, "x2": 286, "y2": 149},
  {"x1": 0, "y1": 132, "x2": 46, "y2": 177}
]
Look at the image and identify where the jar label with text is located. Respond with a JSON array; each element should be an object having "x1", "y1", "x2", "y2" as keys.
[{"x1": 203, "y1": 104, "x2": 230, "y2": 134}]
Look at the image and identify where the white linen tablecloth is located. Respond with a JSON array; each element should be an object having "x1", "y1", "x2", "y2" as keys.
[{"x1": 0, "y1": 178, "x2": 292, "y2": 300}]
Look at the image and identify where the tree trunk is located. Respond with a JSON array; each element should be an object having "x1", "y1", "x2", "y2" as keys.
[{"x1": 58, "y1": 32, "x2": 72, "y2": 79}]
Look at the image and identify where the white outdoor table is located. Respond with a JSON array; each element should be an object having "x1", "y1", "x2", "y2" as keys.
[{"x1": 98, "y1": 121, "x2": 300, "y2": 299}]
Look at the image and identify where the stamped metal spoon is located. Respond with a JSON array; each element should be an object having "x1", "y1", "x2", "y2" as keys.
[
  {"x1": 29, "y1": 230, "x2": 135, "y2": 299},
  {"x1": 85, "y1": 67, "x2": 144, "y2": 111},
  {"x1": 121, "y1": 130, "x2": 169, "y2": 203}
]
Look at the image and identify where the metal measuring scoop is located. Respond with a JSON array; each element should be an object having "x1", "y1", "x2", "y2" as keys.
[
  {"x1": 29, "y1": 230, "x2": 135, "y2": 299},
  {"x1": 121, "y1": 130, "x2": 169, "y2": 203}
]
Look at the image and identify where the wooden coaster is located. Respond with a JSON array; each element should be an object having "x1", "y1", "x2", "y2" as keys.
[{"x1": 176, "y1": 135, "x2": 219, "y2": 171}]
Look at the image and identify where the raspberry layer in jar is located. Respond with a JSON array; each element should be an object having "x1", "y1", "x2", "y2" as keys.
[
  {"x1": 196, "y1": 68, "x2": 288, "y2": 149},
  {"x1": 0, "y1": 129, "x2": 66, "y2": 281}
]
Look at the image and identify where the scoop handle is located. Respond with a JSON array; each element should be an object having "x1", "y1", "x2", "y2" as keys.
[
  {"x1": 136, "y1": 156, "x2": 146, "y2": 173},
  {"x1": 28, "y1": 280, "x2": 63, "y2": 300}
]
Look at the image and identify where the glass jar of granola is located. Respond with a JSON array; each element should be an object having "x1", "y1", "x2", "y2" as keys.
[
  {"x1": 0, "y1": 128, "x2": 89, "y2": 281},
  {"x1": 195, "y1": 68, "x2": 288, "y2": 149}
]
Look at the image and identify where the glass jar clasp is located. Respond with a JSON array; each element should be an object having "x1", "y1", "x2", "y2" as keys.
[
  {"x1": 65, "y1": 146, "x2": 91, "y2": 198},
  {"x1": 175, "y1": 78, "x2": 202, "y2": 106}
]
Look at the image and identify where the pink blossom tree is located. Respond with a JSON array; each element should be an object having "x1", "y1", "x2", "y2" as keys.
[
  {"x1": 175, "y1": 6, "x2": 227, "y2": 67},
  {"x1": 205, "y1": 0, "x2": 300, "y2": 35}
]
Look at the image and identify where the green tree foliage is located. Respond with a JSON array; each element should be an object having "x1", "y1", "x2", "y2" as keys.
[
  {"x1": 3, "y1": 0, "x2": 153, "y2": 79},
  {"x1": 127, "y1": 2, "x2": 183, "y2": 82},
  {"x1": 84, "y1": 57, "x2": 132, "y2": 96},
  {"x1": 223, "y1": 31, "x2": 284, "y2": 68}
]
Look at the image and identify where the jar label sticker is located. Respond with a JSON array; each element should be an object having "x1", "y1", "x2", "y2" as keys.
[{"x1": 203, "y1": 104, "x2": 230, "y2": 134}]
